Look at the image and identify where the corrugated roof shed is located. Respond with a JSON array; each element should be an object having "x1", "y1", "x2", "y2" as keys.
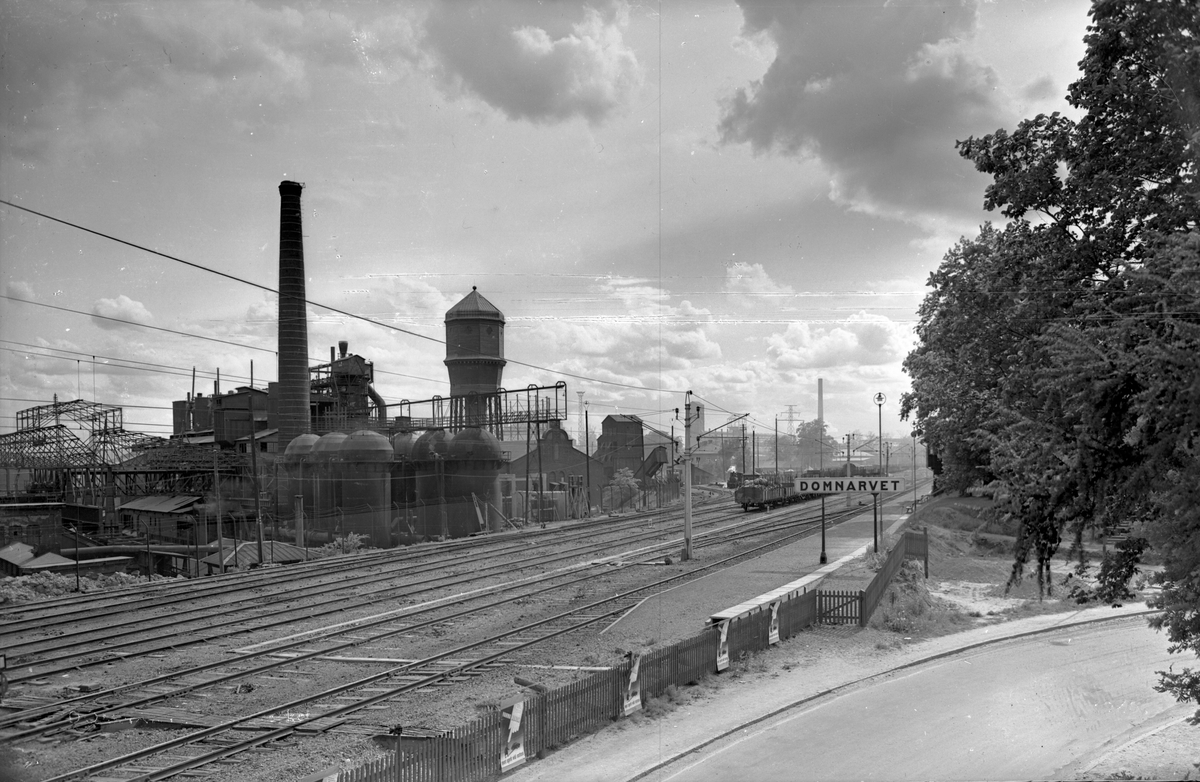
[
  {"x1": 21, "y1": 552, "x2": 76, "y2": 570},
  {"x1": 0, "y1": 542, "x2": 36, "y2": 567},
  {"x1": 200, "y1": 539, "x2": 309, "y2": 568}
]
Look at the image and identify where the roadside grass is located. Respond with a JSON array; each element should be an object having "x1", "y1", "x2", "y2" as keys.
[{"x1": 867, "y1": 560, "x2": 973, "y2": 638}]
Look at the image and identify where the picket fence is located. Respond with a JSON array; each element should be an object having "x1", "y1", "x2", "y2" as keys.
[{"x1": 316, "y1": 529, "x2": 928, "y2": 782}]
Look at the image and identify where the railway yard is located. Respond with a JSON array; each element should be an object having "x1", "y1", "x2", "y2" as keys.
[{"x1": 0, "y1": 487, "x2": 903, "y2": 782}]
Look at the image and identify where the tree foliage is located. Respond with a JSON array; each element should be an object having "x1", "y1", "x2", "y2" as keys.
[{"x1": 902, "y1": 0, "x2": 1199, "y2": 713}]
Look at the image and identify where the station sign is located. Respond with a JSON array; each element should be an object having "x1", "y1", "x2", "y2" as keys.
[{"x1": 794, "y1": 478, "x2": 903, "y2": 495}]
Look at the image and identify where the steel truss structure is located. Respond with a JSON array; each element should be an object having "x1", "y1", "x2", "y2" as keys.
[
  {"x1": 390, "y1": 382, "x2": 569, "y2": 438},
  {"x1": 2, "y1": 398, "x2": 163, "y2": 470}
]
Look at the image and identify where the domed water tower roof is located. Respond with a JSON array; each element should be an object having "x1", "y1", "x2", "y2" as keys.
[
  {"x1": 445, "y1": 287, "x2": 504, "y2": 323},
  {"x1": 340, "y1": 430, "x2": 393, "y2": 462},
  {"x1": 448, "y1": 427, "x2": 503, "y2": 461}
]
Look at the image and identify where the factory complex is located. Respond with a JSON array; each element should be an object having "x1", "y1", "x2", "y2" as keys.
[{"x1": 0, "y1": 182, "x2": 720, "y2": 581}]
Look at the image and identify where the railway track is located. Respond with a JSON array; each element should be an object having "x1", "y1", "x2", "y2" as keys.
[
  {"x1": 1, "y1": 501, "x2": 741, "y2": 682},
  {"x1": 2, "y1": 487, "x2": 922, "y2": 780}
]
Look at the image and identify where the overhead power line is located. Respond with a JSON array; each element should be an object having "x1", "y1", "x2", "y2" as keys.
[
  {"x1": 0, "y1": 198, "x2": 685, "y2": 394},
  {"x1": 1, "y1": 295, "x2": 276, "y2": 354}
]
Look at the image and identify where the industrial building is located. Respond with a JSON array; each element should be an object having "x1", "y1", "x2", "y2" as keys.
[{"x1": 0, "y1": 180, "x2": 691, "y2": 581}]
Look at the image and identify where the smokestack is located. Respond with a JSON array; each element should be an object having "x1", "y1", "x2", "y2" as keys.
[{"x1": 278, "y1": 180, "x2": 310, "y2": 451}]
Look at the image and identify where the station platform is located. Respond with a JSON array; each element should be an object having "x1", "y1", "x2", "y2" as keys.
[{"x1": 604, "y1": 487, "x2": 929, "y2": 642}]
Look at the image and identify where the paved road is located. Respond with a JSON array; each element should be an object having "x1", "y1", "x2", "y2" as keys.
[{"x1": 655, "y1": 618, "x2": 1184, "y2": 781}]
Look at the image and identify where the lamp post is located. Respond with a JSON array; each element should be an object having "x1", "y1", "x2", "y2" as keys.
[
  {"x1": 873, "y1": 393, "x2": 886, "y2": 554},
  {"x1": 912, "y1": 432, "x2": 918, "y2": 510}
]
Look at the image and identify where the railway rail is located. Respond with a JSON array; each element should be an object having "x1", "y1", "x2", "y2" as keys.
[{"x1": 2, "y1": 484, "x2": 924, "y2": 780}]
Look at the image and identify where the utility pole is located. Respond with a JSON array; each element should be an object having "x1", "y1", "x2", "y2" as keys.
[
  {"x1": 873, "y1": 392, "x2": 886, "y2": 554},
  {"x1": 819, "y1": 377, "x2": 826, "y2": 564},
  {"x1": 913, "y1": 432, "x2": 918, "y2": 511},
  {"x1": 214, "y1": 372, "x2": 225, "y2": 576},
  {"x1": 845, "y1": 433, "x2": 853, "y2": 509},
  {"x1": 683, "y1": 391, "x2": 695, "y2": 561},
  {"x1": 584, "y1": 403, "x2": 591, "y2": 517},
  {"x1": 251, "y1": 361, "x2": 264, "y2": 567}
]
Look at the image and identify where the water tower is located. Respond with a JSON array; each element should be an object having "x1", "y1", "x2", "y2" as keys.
[{"x1": 444, "y1": 287, "x2": 506, "y2": 428}]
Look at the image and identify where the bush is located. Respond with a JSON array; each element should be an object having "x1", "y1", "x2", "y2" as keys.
[
  {"x1": 311, "y1": 532, "x2": 372, "y2": 558},
  {"x1": 1065, "y1": 538, "x2": 1148, "y2": 606}
]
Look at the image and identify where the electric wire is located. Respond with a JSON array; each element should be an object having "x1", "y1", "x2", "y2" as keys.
[{"x1": 0, "y1": 198, "x2": 685, "y2": 393}]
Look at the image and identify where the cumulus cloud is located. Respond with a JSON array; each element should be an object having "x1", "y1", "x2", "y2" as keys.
[
  {"x1": 91, "y1": 294, "x2": 153, "y2": 330},
  {"x1": 724, "y1": 262, "x2": 794, "y2": 307},
  {"x1": 0, "y1": 3, "x2": 418, "y2": 160},
  {"x1": 718, "y1": 0, "x2": 1006, "y2": 230},
  {"x1": 424, "y1": 1, "x2": 644, "y2": 126},
  {"x1": 515, "y1": 279, "x2": 720, "y2": 387},
  {"x1": 766, "y1": 312, "x2": 911, "y2": 369}
]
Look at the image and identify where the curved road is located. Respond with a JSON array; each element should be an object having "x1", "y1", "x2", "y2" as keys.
[{"x1": 655, "y1": 617, "x2": 1187, "y2": 781}]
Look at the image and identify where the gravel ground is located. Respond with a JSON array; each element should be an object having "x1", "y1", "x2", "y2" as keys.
[
  {"x1": 5, "y1": 500, "x2": 1194, "y2": 782},
  {"x1": 0, "y1": 513, "x2": 786, "y2": 781}
]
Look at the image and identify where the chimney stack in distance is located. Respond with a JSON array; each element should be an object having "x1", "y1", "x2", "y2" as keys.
[{"x1": 277, "y1": 180, "x2": 310, "y2": 452}]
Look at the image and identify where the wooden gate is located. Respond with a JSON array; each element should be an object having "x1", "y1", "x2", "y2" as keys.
[{"x1": 817, "y1": 589, "x2": 862, "y2": 625}]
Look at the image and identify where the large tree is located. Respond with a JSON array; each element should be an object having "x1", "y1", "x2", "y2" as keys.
[{"x1": 903, "y1": 0, "x2": 1199, "y2": 712}]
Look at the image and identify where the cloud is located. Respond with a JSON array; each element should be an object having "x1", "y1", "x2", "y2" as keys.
[
  {"x1": 424, "y1": 1, "x2": 644, "y2": 126},
  {"x1": 513, "y1": 279, "x2": 720, "y2": 386},
  {"x1": 91, "y1": 295, "x2": 153, "y2": 330},
  {"x1": 766, "y1": 312, "x2": 912, "y2": 369},
  {"x1": 0, "y1": 3, "x2": 417, "y2": 160},
  {"x1": 724, "y1": 262, "x2": 794, "y2": 307},
  {"x1": 718, "y1": 0, "x2": 1007, "y2": 231},
  {"x1": 5, "y1": 281, "x2": 36, "y2": 301}
]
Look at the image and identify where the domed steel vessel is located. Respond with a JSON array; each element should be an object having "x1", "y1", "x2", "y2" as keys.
[
  {"x1": 283, "y1": 433, "x2": 320, "y2": 545},
  {"x1": 391, "y1": 431, "x2": 418, "y2": 543},
  {"x1": 339, "y1": 430, "x2": 393, "y2": 547},
  {"x1": 412, "y1": 429, "x2": 451, "y2": 539},
  {"x1": 446, "y1": 427, "x2": 505, "y2": 535},
  {"x1": 311, "y1": 431, "x2": 348, "y2": 536}
]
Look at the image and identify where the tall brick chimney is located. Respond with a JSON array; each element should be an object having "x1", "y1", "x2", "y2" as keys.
[{"x1": 277, "y1": 180, "x2": 310, "y2": 451}]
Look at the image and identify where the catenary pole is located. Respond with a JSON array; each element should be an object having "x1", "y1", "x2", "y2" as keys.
[
  {"x1": 683, "y1": 391, "x2": 693, "y2": 561},
  {"x1": 251, "y1": 361, "x2": 264, "y2": 567}
]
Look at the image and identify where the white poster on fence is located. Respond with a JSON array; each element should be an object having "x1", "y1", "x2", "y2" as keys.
[
  {"x1": 716, "y1": 619, "x2": 730, "y2": 672},
  {"x1": 499, "y1": 696, "x2": 526, "y2": 772},
  {"x1": 623, "y1": 652, "x2": 642, "y2": 716},
  {"x1": 768, "y1": 600, "x2": 781, "y2": 645}
]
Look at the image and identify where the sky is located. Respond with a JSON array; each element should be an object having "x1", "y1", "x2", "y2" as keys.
[{"x1": 0, "y1": 0, "x2": 1092, "y2": 452}]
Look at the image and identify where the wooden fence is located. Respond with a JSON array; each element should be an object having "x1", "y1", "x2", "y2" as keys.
[
  {"x1": 816, "y1": 589, "x2": 863, "y2": 625},
  {"x1": 328, "y1": 529, "x2": 930, "y2": 782}
]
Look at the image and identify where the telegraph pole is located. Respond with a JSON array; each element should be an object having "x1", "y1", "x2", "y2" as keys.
[
  {"x1": 819, "y1": 377, "x2": 826, "y2": 564},
  {"x1": 251, "y1": 361, "x2": 264, "y2": 567},
  {"x1": 682, "y1": 391, "x2": 695, "y2": 561},
  {"x1": 584, "y1": 403, "x2": 591, "y2": 517},
  {"x1": 873, "y1": 392, "x2": 886, "y2": 554},
  {"x1": 845, "y1": 433, "x2": 853, "y2": 509}
]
